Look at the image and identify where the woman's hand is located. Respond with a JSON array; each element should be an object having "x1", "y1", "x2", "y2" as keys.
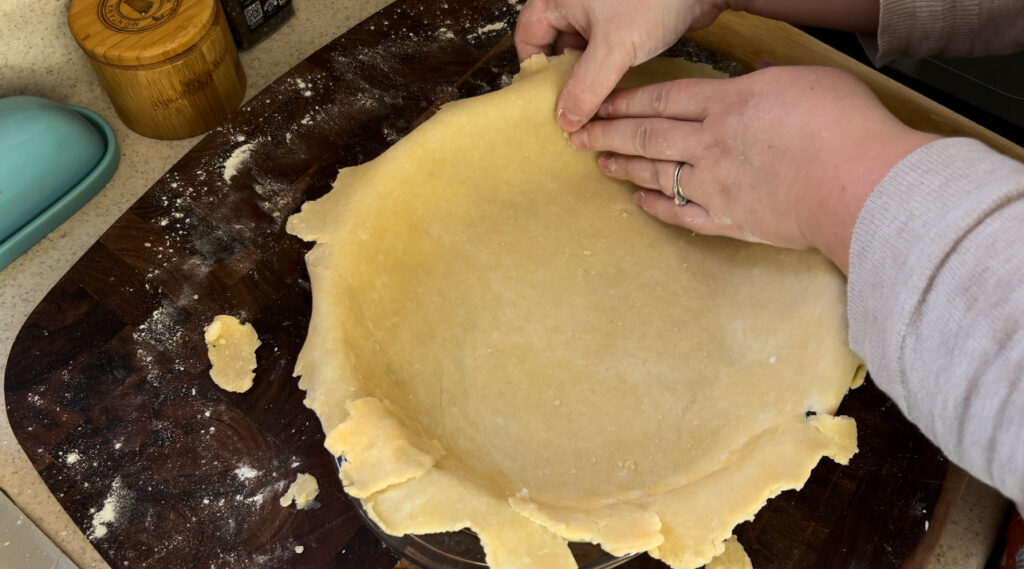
[
  {"x1": 569, "y1": 65, "x2": 940, "y2": 273},
  {"x1": 514, "y1": 0, "x2": 731, "y2": 131}
]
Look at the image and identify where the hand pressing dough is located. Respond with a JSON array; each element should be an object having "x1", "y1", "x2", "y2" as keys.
[
  {"x1": 280, "y1": 472, "x2": 319, "y2": 509},
  {"x1": 204, "y1": 315, "x2": 261, "y2": 393},
  {"x1": 287, "y1": 51, "x2": 863, "y2": 569}
]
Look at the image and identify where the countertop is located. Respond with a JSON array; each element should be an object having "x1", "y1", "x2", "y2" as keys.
[{"x1": 0, "y1": 1, "x2": 1009, "y2": 568}]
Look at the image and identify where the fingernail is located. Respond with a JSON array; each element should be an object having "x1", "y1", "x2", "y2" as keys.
[
  {"x1": 598, "y1": 101, "x2": 612, "y2": 117},
  {"x1": 633, "y1": 191, "x2": 644, "y2": 207},
  {"x1": 569, "y1": 130, "x2": 588, "y2": 150},
  {"x1": 557, "y1": 107, "x2": 583, "y2": 131}
]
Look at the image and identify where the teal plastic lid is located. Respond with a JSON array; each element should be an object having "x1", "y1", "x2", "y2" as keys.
[{"x1": 0, "y1": 96, "x2": 119, "y2": 270}]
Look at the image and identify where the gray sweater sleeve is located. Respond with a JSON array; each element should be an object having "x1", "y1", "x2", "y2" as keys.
[
  {"x1": 848, "y1": 138, "x2": 1024, "y2": 508},
  {"x1": 859, "y1": 0, "x2": 1024, "y2": 65}
]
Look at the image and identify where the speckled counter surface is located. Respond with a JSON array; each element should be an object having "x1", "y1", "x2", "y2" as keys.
[{"x1": 0, "y1": 1, "x2": 1010, "y2": 568}]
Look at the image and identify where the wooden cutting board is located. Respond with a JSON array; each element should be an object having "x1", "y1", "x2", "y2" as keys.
[{"x1": 5, "y1": 1, "x2": 991, "y2": 568}]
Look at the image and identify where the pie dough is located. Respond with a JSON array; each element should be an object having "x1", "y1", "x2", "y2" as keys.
[
  {"x1": 280, "y1": 472, "x2": 320, "y2": 510},
  {"x1": 706, "y1": 537, "x2": 751, "y2": 569},
  {"x1": 287, "y1": 52, "x2": 862, "y2": 569},
  {"x1": 204, "y1": 315, "x2": 261, "y2": 393}
]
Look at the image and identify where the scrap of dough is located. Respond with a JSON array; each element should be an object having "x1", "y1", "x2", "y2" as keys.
[
  {"x1": 204, "y1": 315, "x2": 261, "y2": 393},
  {"x1": 287, "y1": 51, "x2": 862, "y2": 569},
  {"x1": 280, "y1": 472, "x2": 319, "y2": 509},
  {"x1": 706, "y1": 537, "x2": 752, "y2": 569}
]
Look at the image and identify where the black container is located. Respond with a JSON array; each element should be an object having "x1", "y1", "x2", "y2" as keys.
[{"x1": 220, "y1": 0, "x2": 294, "y2": 50}]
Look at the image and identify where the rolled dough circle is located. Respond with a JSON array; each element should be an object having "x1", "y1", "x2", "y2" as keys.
[{"x1": 287, "y1": 52, "x2": 861, "y2": 569}]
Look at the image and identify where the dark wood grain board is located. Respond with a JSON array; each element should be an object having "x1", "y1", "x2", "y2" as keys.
[{"x1": 5, "y1": 1, "x2": 956, "y2": 568}]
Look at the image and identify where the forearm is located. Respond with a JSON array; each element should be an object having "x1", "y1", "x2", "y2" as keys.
[
  {"x1": 861, "y1": 0, "x2": 1024, "y2": 65},
  {"x1": 733, "y1": 0, "x2": 1024, "y2": 64},
  {"x1": 808, "y1": 127, "x2": 940, "y2": 276},
  {"x1": 734, "y1": 0, "x2": 880, "y2": 34},
  {"x1": 848, "y1": 138, "x2": 1024, "y2": 507}
]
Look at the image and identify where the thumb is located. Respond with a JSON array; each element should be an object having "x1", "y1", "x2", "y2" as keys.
[{"x1": 557, "y1": 41, "x2": 632, "y2": 132}]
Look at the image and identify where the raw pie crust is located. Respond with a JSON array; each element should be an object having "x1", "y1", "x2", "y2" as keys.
[{"x1": 287, "y1": 52, "x2": 862, "y2": 569}]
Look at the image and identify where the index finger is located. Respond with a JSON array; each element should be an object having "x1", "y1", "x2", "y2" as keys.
[{"x1": 597, "y1": 78, "x2": 720, "y2": 121}]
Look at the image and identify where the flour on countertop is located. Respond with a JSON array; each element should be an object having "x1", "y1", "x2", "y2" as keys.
[
  {"x1": 469, "y1": 21, "x2": 507, "y2": 38},
  {"x1": 234, "y1": 465, "x2": 259, "y2": 480},
  {"x1": 135, "y1": 303, "x2": 183, "y2": 347},
  {"x1": 215, "y1": 542, "x2": 298, "y2": 569},
  {"x1": 224, "y1": 142, "x2": 255, "y2": 182},
  {"x1": 89, "y1": 478, "x2": 130, "y2": 540}
]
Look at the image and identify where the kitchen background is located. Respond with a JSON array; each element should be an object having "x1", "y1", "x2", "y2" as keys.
[{"x1": 0, "y1": 0, "x2": 1016, "y2": 568}]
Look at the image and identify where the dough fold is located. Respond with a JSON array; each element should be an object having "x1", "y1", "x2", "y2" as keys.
[
  {"x1": 288, "y1": 51, "x2": 861, "y2": 569},
  {"x1": 326, "y1": 397, "x2": 444, "y2": 498}
]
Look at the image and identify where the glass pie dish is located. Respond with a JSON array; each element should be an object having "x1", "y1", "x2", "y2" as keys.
[
  {"x1": 351, "y1": 493, "x2": 638, "y2": 569},
  {"x1": 335, "y1": 456, "x2": 638, "y2": 569}
]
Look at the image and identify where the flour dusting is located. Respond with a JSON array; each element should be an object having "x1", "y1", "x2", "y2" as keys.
[
  {"x1": 234, "y1": 465, "x2": 259, "y2": 480},
  {"x1": 469, "y1": 21, "x2": 507, "y2": 38},
  {"x1": 89, "y1": 478, "x2": 130, "y2": 540},
  {"x1": 224, "y1": 142, "x2": 255, "y2": 182},
  {"x1": 135, "y1": 304, "x2": 183, "y2": 346}
]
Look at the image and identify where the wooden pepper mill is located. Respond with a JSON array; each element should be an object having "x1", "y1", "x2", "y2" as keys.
[{"x1": 68, "y1": 0, "x2": 247, "y2": 140}]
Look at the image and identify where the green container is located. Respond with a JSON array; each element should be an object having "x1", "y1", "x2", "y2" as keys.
[{"x1": 0, "y1": 96, "x2": 119, "y2": 269}]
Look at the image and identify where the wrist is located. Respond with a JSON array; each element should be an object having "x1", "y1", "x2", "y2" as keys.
[
  {"x1": 733, "y1": 0, "x2": 881, "y2": 34},
  {"x1": 810, "y1": 128, "x2": 942, "y2": 274}
]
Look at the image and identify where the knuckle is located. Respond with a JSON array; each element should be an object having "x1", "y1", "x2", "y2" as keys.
[
  {"x1": 633, "y1": 122, "x2": 655, "y2": 156},
  {"x1": 649, "y1": 85, "x2": 671, "y2": 116},
  {"x1": 601, "y1": 96, "x2": 619, "y2": 116}
]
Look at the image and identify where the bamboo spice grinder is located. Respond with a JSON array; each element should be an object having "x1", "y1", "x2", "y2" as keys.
[{"x1": 69, "y1": 0, "x2": 246, "y2": 140}]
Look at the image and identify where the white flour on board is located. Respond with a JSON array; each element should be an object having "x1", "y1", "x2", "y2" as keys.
[
  {"x1": 234, "y1": 465, "x2": 259, "y2": 480},
  {"x1": 89, "y1": 478, "x2": 130, "y2": 540},
  {"x1": 468, "y1": 21, "x2": 507, "y2": 38},
  {"x1": 135, "y1": 304, "x2": 183, "y2": 347},
  {"x1": 224, "y1": 142, "x2": 255, "y2": 182}
]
